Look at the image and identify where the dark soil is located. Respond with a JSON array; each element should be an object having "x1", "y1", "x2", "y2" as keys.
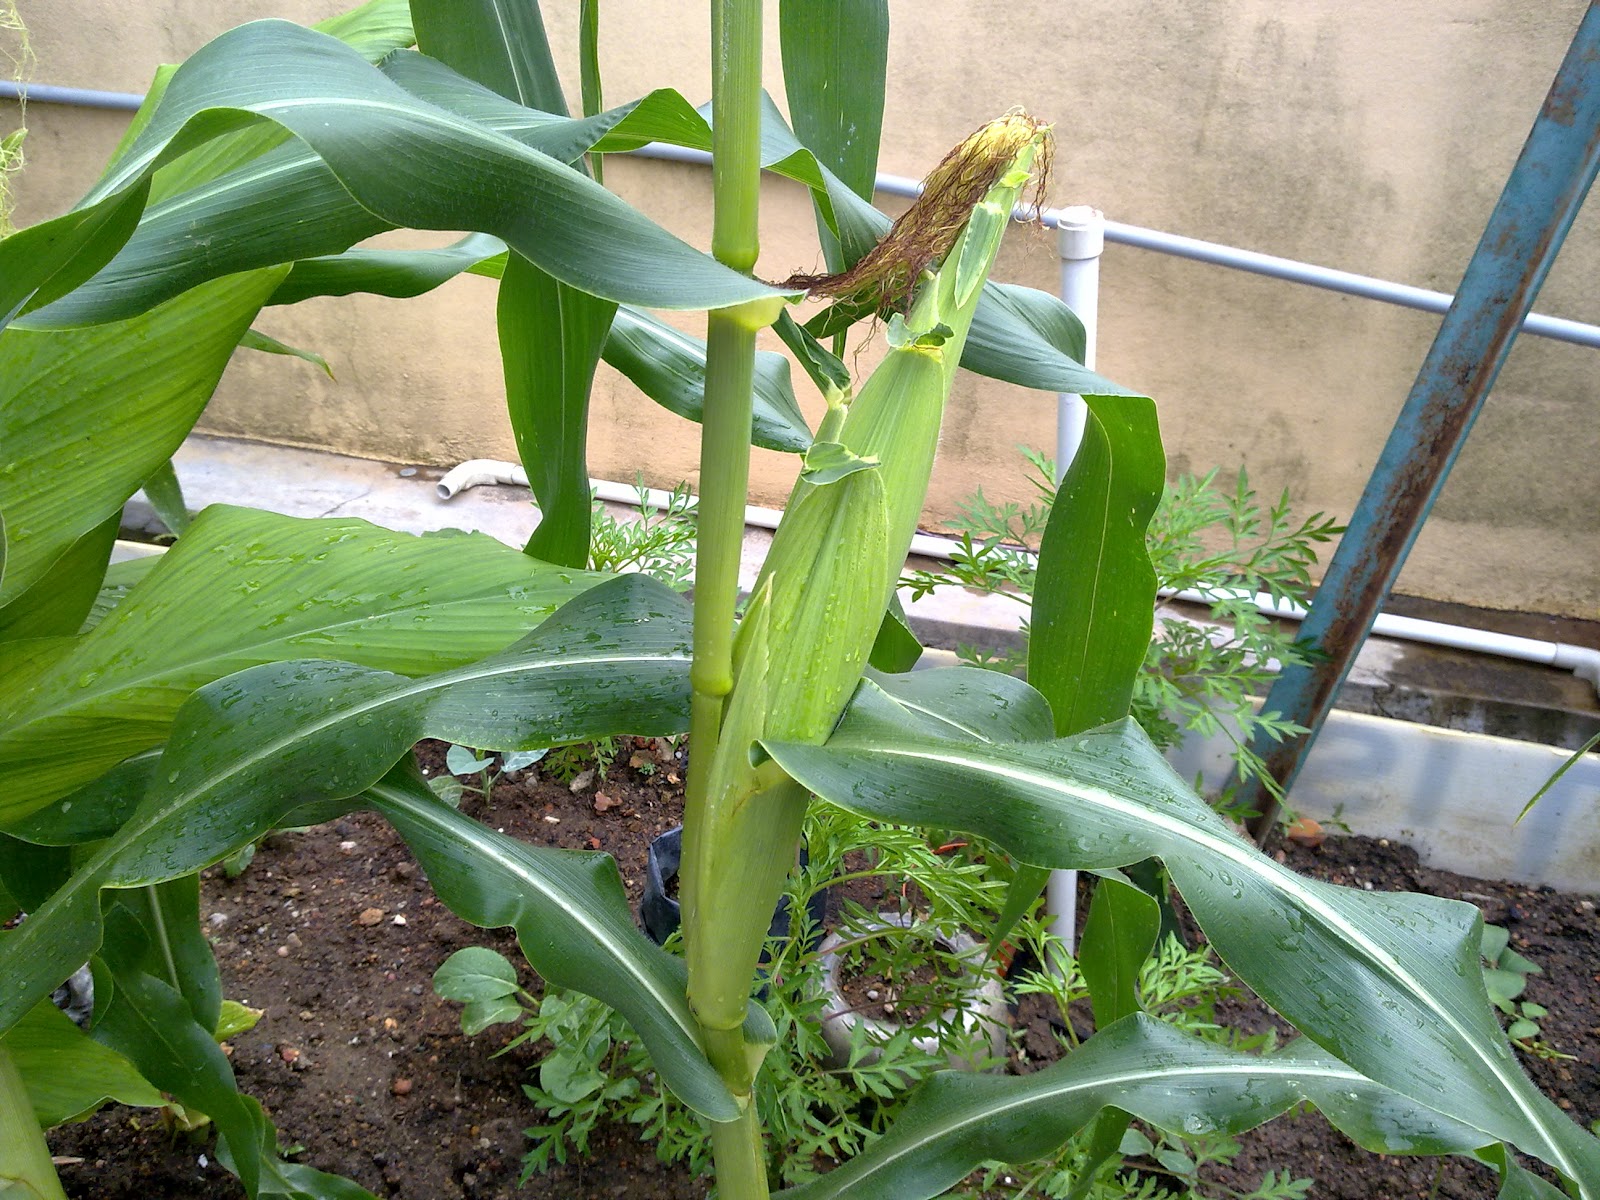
[{"x1": 46, "y1": 744, "x2": 1600, "y2": 1200}]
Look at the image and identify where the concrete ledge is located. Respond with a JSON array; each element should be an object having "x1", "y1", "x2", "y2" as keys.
[{"x1": 1170, "y1": 710, "x2": 1600, "y2": 892}]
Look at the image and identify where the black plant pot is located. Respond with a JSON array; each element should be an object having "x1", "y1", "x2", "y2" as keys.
[{"x1": 640, "y1": 825, "x2": 828, "y2": 956}]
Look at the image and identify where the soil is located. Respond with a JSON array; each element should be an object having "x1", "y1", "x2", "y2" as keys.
[
  {"x1": 833, "y1": 931, "x2": 970, "y2": 1026},
  {"x1": 45, "y1": 743, "x2": 1600, "y2": 1200}
]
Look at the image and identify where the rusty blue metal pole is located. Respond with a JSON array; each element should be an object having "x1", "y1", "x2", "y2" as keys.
[{"x1": 1240, "y1": 3, "x2": 1600, "y2": 840}]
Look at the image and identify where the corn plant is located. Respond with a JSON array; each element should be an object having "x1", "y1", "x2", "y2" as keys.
[{"x1": 0, "y1": 3, "x2": 1596, "y2": 1200}]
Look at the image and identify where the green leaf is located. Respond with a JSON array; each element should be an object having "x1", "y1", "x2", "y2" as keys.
[
  {"x1": 801, "y1": 441, "x2": 880, "y2": 486},
  {"x1": 433, "y1": 946, "x2": 520, "y2": 1004},
  {"x1": 0, "y1": 21, "x2": 787, "y2": 328},
  {"x1": 411, "y1": 0, "x2": 567, "y2": 114},
  {"x1": 838, "y1": 670, "x2": 1056, "y2": 747},
  {"x1": 499, "y1": 254, "x2": 618, "y2": 568},
  {"x1": 779, "y1": 0, "x2": 887, "y2": 270},
  {"x1": 139, "y1": 458, "x2": 191, "y2": 537},
  {"x1": 1516, "y1": 729, "x2": 1600, "y2": 826},
  {"x1": 776, "y1": 1014, "x2": 1495, "y2": 1200},
  {"x1": 579, "y1": 0, "x2": 603, "y2": 177},
  {"x1": 214, "y1": 1000, "x2": 264, "y2": 1043},
  {"x1": 867, "y1": 596, "x2": 921, "y2": 674},
  {"x1": 0, "y1": 1000, "x2": 163, "y2": 1127},
  {"x1": 93, "y1": 905, "x2": 377, "y2": 1199},
  {"x1": 0, "y1": 270, "x2": 284, "y2": 618},
  {"x1": 264, "y1": 238, "x2": 814, "y2": 454},
  {"x1": 107, "y1": 875, "x2": 223, "y2": 1034},
  {"x1": 1078, "y1": 873, "x2": 1160, "y2": 1030},
  {"x1": 766, "y1": 712, "x2": 1600, "y2": 1189},
  {"x1": 81, "y1": 554, "x2": 162, "y2": 633},
  {"x1": 375, "y1": 769, "x2": 753, "y2": 1119},
  {"x1": 0, "y1": 506, "x2": 604, "y2": 823},
  {"x1": 445, "y1": 746, "x2": 495, "y2": 776},
  {"x1": 0, "y1": 514, "x2": 119, "y2": 641},
  {"x1": 0, "y1": 575, "x2": 692, "y2": 1049},
  {"x1": 604, "y1": 306, "x2": 812, "y2": 453},
  {"x1": 238, "y1": 328, "x2": 333, "y2": 379},
  {"x1": 433, "y1": 948, "x2": 525, "y2": 1035},
  {"x1": 1028, "y1": 397, "x2": 1163, "y2": 734},
  {"x1": 773, "y1": 308, "x2": 852, "y2": 398}
]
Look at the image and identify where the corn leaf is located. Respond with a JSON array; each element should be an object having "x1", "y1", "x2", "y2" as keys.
[
  {"x1": 410, "y1": 0, "x2": 567, "y2": 114},
  {"x1": 499, "y1": 254, "x2": 617, "y2": 567},
  {"x1": 766, "y1": 709, "x2": 1600, "y2": 1191},
  {"x1": 0, "y1": 515, "x2": 119, "y2": 641},
  {"x1": 1028, "y1": 396, "x2": 1163, "y2": 734},
  {"x1": 0, "y1": 576, "x2": 735, "y2": 1116},
  {"x1": 780, "y1": 0, "x2": 887, "y2": 271},
  {"x1": 0, "y1": 1000, "x2": 164, "y2": 1128},
  {"x1": 0, "y1": 270, "x2": 284, "y2": 619},
  {"x1": 776, "y1": 1013, "x2": 1500, "y2": 1200},
  {"x1": 369, "y1": 764, "x2": 768, "y2": 1121},
  {"x1": 0, "y1": 506, "x2": 604, "y2": 823},
  {"x1": 0, "y1": 21, "x2": 785, "y2": 328}
]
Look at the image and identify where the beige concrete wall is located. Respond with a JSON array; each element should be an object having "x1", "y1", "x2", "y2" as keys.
[{"x1": 4, "y1": 1, "x2": 1597, "y2": 618}]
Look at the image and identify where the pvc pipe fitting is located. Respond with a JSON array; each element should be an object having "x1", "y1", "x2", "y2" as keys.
[{"x1": 814, "y1": 912, "x2": 1009, "y2": 1072}]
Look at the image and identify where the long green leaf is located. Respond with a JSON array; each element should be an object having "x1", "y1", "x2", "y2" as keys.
[
  {"x1": 780, "y1": 0, "x2": 887, "y2": 271},
  {"x1": 93, "y1": 905, "x2": 377, "y2": 1199},
  {"x1": 0, "y1": 21, "x2": 785, "y2": 327},
  {"x1": 500, "y1": 254, "x2": 617, "y2": 567},
  {"x1": 0, "y1": 575, "x2": 692, "y2": 1042},
  {"x1": 367, "y1": 765, "x2": 761, "y2": 1120},
  {"x1": 776, "y1": 1013, "x2": 1498, "y2": 1200},
  {"x1": 139, "y1": 458, "x2": 192, "y2": 536},
  {"x1": 1028, "y1": 396, "x2": 1163, "y2": 734},
  {"x1": 1078, "y1": 873, "x2": 1159, "y2": 1030},
  {"x1": 143, "y1": 0, "x2": 416, "y2": 206},
  {"x1": 605, "y1": 306, "x2": 812, "y2": 453},
  {"x1": 0, "y1": 271, "x2": 283, "y2": 616},
  {"x1": 766, "y1": 713, "x2": 1600, "y2": 1191},
  {"x1": 266, "y1": 245, "x2": 813, "y2": 453},
  {"x1": 0, "y1": 1000, "x2": 163, "y2": 1127},
  {"x1": 411, "y1": 0, "x2": 606, "y2": 571},
  {"x1": 0, "y1": 514, "x2": 119, "y2": 640},
  {"x1": 0, "y1": 505, "x2": 604, "y2": 822},
  {"x1": 410, "y1": 0, "x2": 567, "y2": 114}
]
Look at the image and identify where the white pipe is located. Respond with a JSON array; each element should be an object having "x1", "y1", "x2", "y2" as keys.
[
  {"x1": 1045, "y1": 211, "x2": 1106, "y2": 964},
  {"x1": 625, "y1": 143, "x2": 1600, "y2": 348},
  {"x1": 1054, "y1": 206, "x2": 1103, "y2": 475},
  {"x1": 1166, "y1": 586, "x2": 1600, "y2": 700}
]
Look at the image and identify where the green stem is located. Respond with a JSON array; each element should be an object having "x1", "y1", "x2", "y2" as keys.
[
  {"x1": 710, "y1": 0, "x2": 762, "y2": 272},
  {"x1": 0, "y1": 1044, "x2": 68, "y2": 1200},
  {"x1": 685, "y1": 3, "x2": 769, "y2": 1198}
]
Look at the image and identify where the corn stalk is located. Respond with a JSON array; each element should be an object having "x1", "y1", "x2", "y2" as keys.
[{"x1": 682, "y1": 92, "x2": 1050, "y2": 1196}]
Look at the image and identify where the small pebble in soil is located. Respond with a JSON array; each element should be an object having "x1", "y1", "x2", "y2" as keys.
[
  {"x1": 357, "y1": 908, "x2": 384, "y2": 926},
  {"x1": 1579, "y1": 900, "x2": 1595, "y2": 915},
  {"x1": 391, "y1": 1077, "x2": 413, "y2": 1096},
  {"x1": 277, "y1": 946, "x2": 289, "y2": 957},
  {"x1": 392, "y1": 914, "x2": 407, "y2": 926},
  {"x1": 209, "y1": 912, "x2": 228, "y2": 927},
  {"x1": 569, "y1": 769, "x2": 596, "y2": 792}
]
